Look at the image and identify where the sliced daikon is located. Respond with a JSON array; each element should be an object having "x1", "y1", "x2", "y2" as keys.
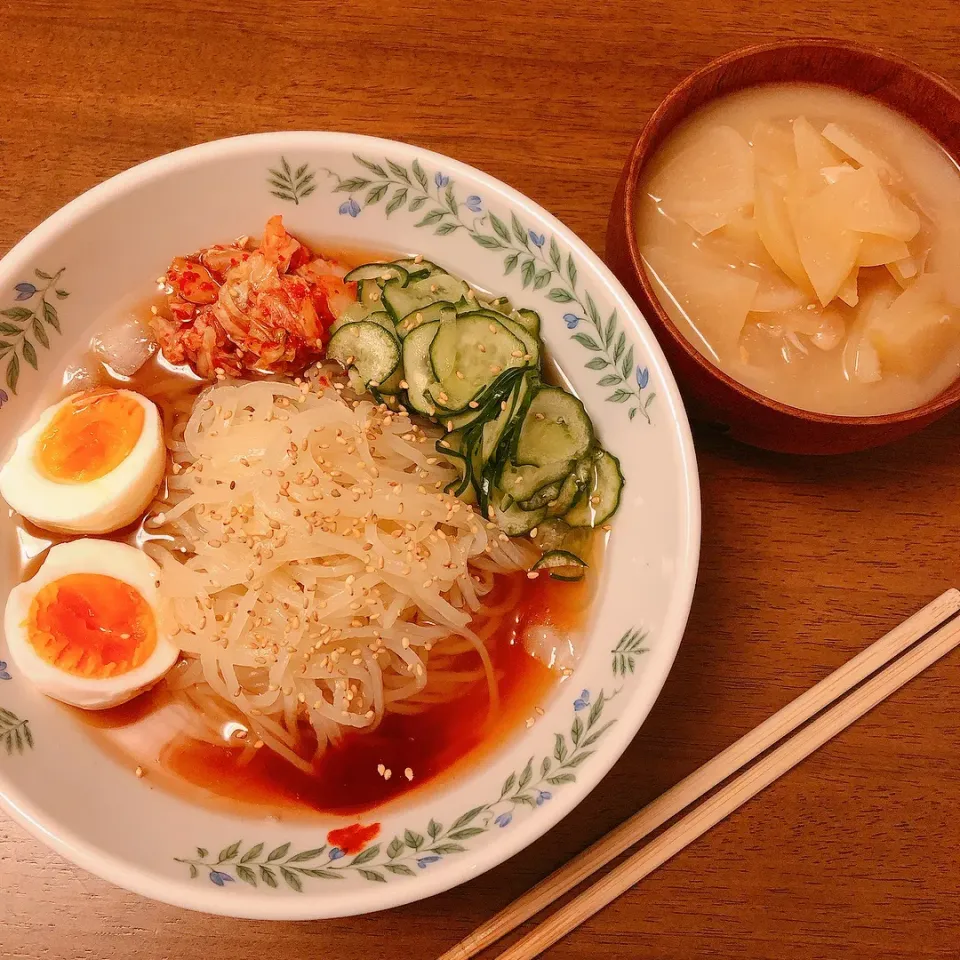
[
  {"x1": 828, "y1": 166, "x2": 920, "y2": 241},
  {"x1": 785, "y1": 177, "x2": 862, "y2": 306},
  {"x1": 641, "y1": 244, "x2": 758, "y2": 362},
  {"x1": 754, "y1": 173, "x2": 810, "y2": 291},
  {"x1": 837, "y1": 269, "x2": 859, "y2": 307},
  {"x1": 866, "y1": 273, "x2": 958, "y2": 377},
  {"x1": 821, "y1": 123, "x2": 899, "y2": 181},
  {"x1": 793, "y1": 116, "x2": 845, "y2": 172},
  {"x1": 820, "y1": 164, "x2": 857, "y2": 185},
  {"x1": 751, "y1": 120, "x2": 797, "y2": 174},
  {"x1": 857, "y1": 234, "x2": 910, "y2": 267},
  {"x1": 647, "y1": 125, "x2": 754, "y2": 225},
  {"x1": 886, "y1": 257, "x2": 919, "y2": 288}
]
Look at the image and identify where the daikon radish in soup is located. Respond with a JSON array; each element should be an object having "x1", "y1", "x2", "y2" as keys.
[{"x1": 635, "y1": 83, "x2": 960, "y2": 416}]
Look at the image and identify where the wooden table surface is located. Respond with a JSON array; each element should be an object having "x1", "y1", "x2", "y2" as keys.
[{"x1": 3, "y1": 2, "x2": 960, "y2": 958}]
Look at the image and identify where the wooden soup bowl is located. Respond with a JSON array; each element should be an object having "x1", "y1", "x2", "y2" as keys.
[{"x1": 606, "y1": 39, "x2": 960, "y2": 454}]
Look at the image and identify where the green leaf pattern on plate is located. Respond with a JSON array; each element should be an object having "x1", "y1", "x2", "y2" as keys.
[{"x1": 0, "y1": 268, "x2": 67, "y2": 395}]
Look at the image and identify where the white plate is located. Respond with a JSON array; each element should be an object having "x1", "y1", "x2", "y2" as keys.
[{"x1": 0, "y1": 133, "x2": 699, "y2": 918}]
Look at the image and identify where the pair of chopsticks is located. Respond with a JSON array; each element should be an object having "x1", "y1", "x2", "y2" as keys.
[{"x1": 440, "y1": 588, "x2": 960, "y2": 960}]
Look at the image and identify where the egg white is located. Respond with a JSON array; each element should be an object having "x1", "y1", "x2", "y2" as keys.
[
  {"x1": 4, "y1": 539, "x2": 179, "y2": 710},
  {"x1": 0, "y1": 389, "x2": 165, "y2": 534}
]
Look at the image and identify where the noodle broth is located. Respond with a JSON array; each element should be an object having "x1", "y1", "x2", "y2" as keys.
[{"x1": 12, "y1": 279, "x2": 600, "y2": 819}]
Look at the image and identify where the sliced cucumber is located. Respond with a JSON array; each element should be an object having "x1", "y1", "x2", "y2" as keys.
[
  {"x1": 531, "y1": 549, "x2": 587, "y2": 582},
  {"x1": 428, "y1": 315, "x2": 527, "y2": 412},
  {"x1": 499, "y1": 459, "x2": 574, "y2": 503},
  {"x1": 326, "y1": 321, "x2": 400, "y2": 389},
  {"x1": 365, "y1": 310, "x2": 399, "y2": 339},
  {"x1": 564, "y1": 450, "x2": 624, "y2": 527},
  {"x1": 397, "y1": 301, "x2": 457, "y2": 338},
  {"x1": 487, "y1": 295, "x2": 514, "y2": 314},
  {"x1": 344, "y1": 262, "x2": 409, "y2": 285},
  {"x1": 358, "y1": 278, "x2": 385, "y2": 309},
  {"x1": 520, "y1": 481, "x2": 563, "y2": 510},
  {"x1": 457, "y1": 309, "x2": 539, "y2": 367},
  {"x1": 391, "y1": 257, "x2": 440, "y2": 280},
  {"x1": 494, "y1": 500, "x2": 547, "y2": 536},
  {"x1": 514, "y1": 387, "x2": 593, "y2": 467},
  {"x1": 514, "y1": 308, "x2": 541, "y2": 338},
  {"x1": 383, "y1": 274, "x2": 468, "y2": 322},
  {"x1": 402, "y1": 321, "x2": 440, "y2": 415},
  {"x1": 374, "y1": 364, "x2": 405, "y2": 397},
  {"x1": 546, "y1": 471, "x2": 584, "y2": 517},
  {"x1": 330, "y1": 300, "x2": 367, "y2": 332}
]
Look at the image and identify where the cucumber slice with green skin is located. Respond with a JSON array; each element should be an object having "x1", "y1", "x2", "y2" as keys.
[
  {"x1": 428, "y1": 314, "x2": 528, "y2": 412},
  {"x1": 326, "y1": 321, "x2": 401, "y2": 389},
  {"x1": 358, "y1": 278, "x2": 386, "y2": 309},
  {"x1": 396, "y1": 301, "x2": 457, "y2": 338},
  {"x1": 391, "y1": 257, "x2": 441, "y2": 280},
  {"x1": 330, "y1": 300, "x2": 367, "y2": 332},
  {"x1": 546, "y1": 471, "x2": 584, "y2": 517},
  {"x1": 493, "y1": 500, "x2": 547, "y2": 536},
  {"x1": 514, "y1": 387, "x2": 593, "y2": 468},
  {"x1": 520, "y1": 480, "x2": 563, "y2": 510},
  {"x1": 457, "y1": 309, "x2": 539, "y2": 367},
  {"x1": 382, "y1": 274, "x2": 469, "y2": 322},
  {"x1": 514, "y1": 308, "x2": 541, "y2": 338},
  {"x1": 487, "y1": 296, "x2": 514, "y2": 314},
  {"x1": 374, "y1": 364, "x2": 405, "y2": 397},
  {"x1": 531, "y1": 549, "x2": 587, "y2": 582},
  {"x1": 402, "y1": 321, "x2": 440, "y2": 415},
  {"x1": 564, "y1": 450, "x2": 624, "y2": 527},
  {"x1": 364, "y1": 310, "x2": 400, "y2": 339},
  {"x1": 344, "y1": 263, "x2": 409, "y2": 285},
  {"x1": 499, "y1": 459, "x2": 574, "y2": 503}
]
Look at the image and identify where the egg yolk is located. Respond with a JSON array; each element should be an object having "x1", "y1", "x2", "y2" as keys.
[
  {"x1": 35, "y1": 388, "x2": 144, "y2": 483},
  {"x1": 26, "y1": 573, "x2": 157, "y2": 678}
]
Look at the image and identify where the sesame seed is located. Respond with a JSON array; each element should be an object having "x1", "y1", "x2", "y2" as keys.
[
  {"x1": 404, "y1": 767, "x2": 414, "y2": 781},
  {"x1": 527, "y1": 571, "x2": 540, "y2": 579},
  {"x1": 135, "y1": 766, "x2": 144, "y2": 778}
]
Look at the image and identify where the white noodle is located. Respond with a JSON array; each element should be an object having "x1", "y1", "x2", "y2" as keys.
[{"x1": 147, "y1": 368, "x2": 535, "y2": 770}]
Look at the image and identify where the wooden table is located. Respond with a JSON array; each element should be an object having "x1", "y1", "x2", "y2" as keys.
[{"x1": 3, "y1": 2, "x2": 960, "y2": 958}]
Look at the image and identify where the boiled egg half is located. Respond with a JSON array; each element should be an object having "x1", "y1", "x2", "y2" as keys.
[
  {"x1": 4, "y1": 539, "x2": 178, "y2": 709},
  {"x1": 0, "y1": 387, "x2": 165, "y2": 534}
]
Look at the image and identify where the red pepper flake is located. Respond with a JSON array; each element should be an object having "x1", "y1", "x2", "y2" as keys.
[{"x1": 326, "y1": 821, "x2": 380, "y2": 855}]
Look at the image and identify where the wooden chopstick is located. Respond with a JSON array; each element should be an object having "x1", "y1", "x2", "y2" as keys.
[
  {"x1": 440, "y1": 588, "x2": 960, "y2": 960},
  {"x1": 491, "y1": 600, "x2": 960, "y2": 960}
]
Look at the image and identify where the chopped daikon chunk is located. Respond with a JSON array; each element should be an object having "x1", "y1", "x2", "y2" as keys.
[
  {"x1": 785, "y1": 177, "x2": 862, "y2": 306},
  {"x1": 754, "y1": 173, "x2": 810, "y2": 291},
  {"x1": 751, "y1": 121, "x2": 797, "y2": 174},
  {"x1": 821, "y1": 123, "x2": 899, "y2": 181},
  {"x1": 642, "y1": 244, "x2": 758, "y2": 362},
  {"x1": 837, "y1": 269, "x2": 859, "y2": 307},
  {"x1": 866, "y1": 273, "x2": 958, "y2": 376},
  {"x1": 793, "y1": 116, "x2": 845, "y2": 172},
  {"x1": 857, "y1": 234, "x2": 910, "y2": 267},
  {"x1": 647, "y1": 125, "x2": 754, "y2": 228},
  {"x1": 827, "y1": 167, "x2": 921, "y2": 241}
]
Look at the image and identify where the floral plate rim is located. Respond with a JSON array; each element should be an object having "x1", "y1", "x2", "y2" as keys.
[{"x1": 0, "y1": 131, "x2": 700, "y2": 920}]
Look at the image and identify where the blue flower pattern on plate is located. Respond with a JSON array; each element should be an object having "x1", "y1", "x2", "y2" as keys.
[
  {"x1": 14, "y1": 283, "x2": 36, "y2": 301},
  {"x1": 338, "y1": 198, "x2": 361, "y2": 218},
  {"x1": 494, "y1": 811, "x2": 512, "y2": 828},
  {"x1": 434, "y1": 172, "x2": 449, "y2": 188},
  {"x1": 417, "y1": 855, "x2": 442, "y2": 869},
  {"x1": 573, "y1": 689, "x2": 590, "y2": 711},
  {"x1": 465, "y1": 195, "x2": 482, "y2": 212},
  {"x1": 528, "y1": 230, "x2": 545, "y2": 248},
  {"x1": 535, "y1": 790, "x2": 552, "y2": 807},
  {"x1": 329, "y1": 847, "x2": 345, "y2": 860},
  {"x1": 0, "y1": 661, "x2": 10, "y2": 681},
  {"x1": 563, "y1": 313, "x2": 580, "y2": 329},
  {"x1": 636, "y1": 366, "x2": 649, "y2": 390},
  {"x1": 209, "y1": 870, "x2": 235, "y2": 886}
]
